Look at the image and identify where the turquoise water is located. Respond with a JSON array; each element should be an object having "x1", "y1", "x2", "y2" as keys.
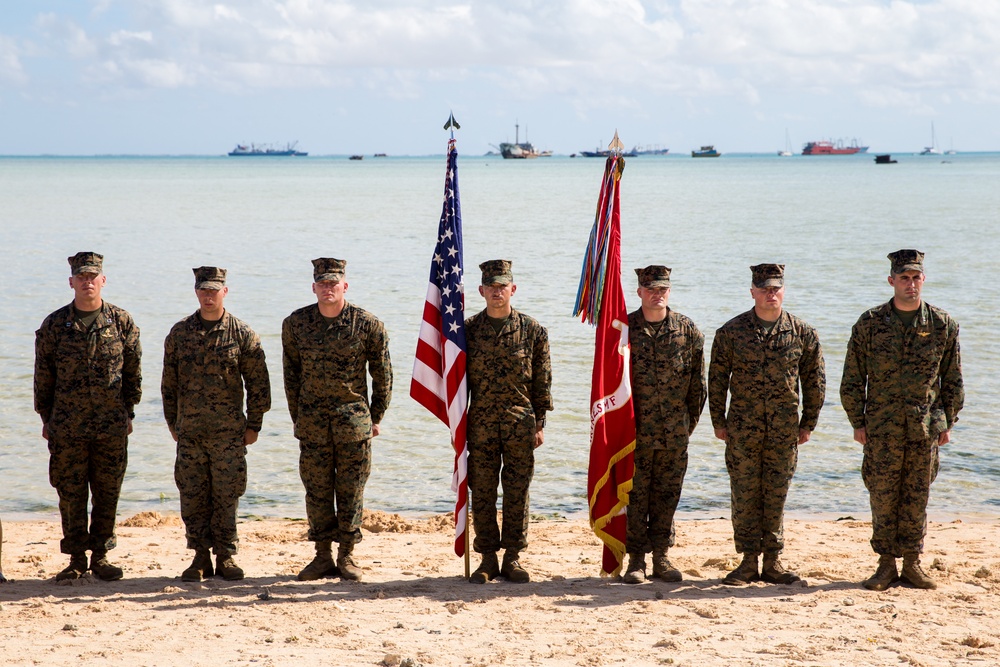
[{"x1": 1, "y1": 153, "x2": 997, "y2": 521}]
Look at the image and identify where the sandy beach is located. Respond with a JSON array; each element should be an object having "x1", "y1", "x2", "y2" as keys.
[{"x1": 1, "y1": 512, "x2": 997, "y2": 666}]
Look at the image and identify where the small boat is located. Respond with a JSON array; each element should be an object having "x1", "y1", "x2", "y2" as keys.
[
  {"x1": 631, "y1": 145, "x2": 670, "y2": 156},
  {"x1": 778, "y1": 129, "x2": 793, "y2": 157},
  {"x1": 497, "y1": 122, "x2": 546, "y2": 159},
  {"x1": 228, "y1": 141, "x2": 307, "y2": 156},
  {"x1": 692, "y1": 145, "x2": 720, "y2": 158},
  {"x1": 349, "y1": 155, "x2": 363, "y2": 160},
  {"x1": 874, "y1": 154, "x2": 897, "y2": 164},
  {"x1": 374, "y1": 153, "x2": 387, "y2": 158},
  {"x1": 920, "y1": 122, "x2": 941, "y2": 155},
  {"x1": 802, "y1": 139, "x2": 868, "y2": 155}
]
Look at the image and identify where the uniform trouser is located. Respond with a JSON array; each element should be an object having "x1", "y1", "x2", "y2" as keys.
[
  {"x1": 626, "y1": 444, "x2": 688, "y2": 554},
  {"x1": 862, "y1": 434, "x2": 940, "y2": 556},
  {"x1": 175, "y1": 436, "x2": 247, "y2": 555},
  {"x1": 725, "y1": 435, "x2": 798, "y2": 555},
  {"x1": 48, "y1": 433, "x2": 128, "y2": 555},
  {"x1": 299, "y1": 436, "x2": 371, "y2": 546},
  {"x1": 468, "y1": 417, "x2": 535, "y2": 555}
]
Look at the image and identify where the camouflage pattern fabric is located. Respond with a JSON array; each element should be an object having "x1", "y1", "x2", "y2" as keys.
[
  {"x1": 162, "y1": 310, "x2": 271, "y2": 438},
  {"x1": 298, "y1": 437, "x2": 372, "y2": 545},
  {"x1": 282, "y1": 302, "x2": 392, "y2": 442},
  {"x1": 174, "y1": 437, "x2": 247, "y2": 554},
  {"x1": 34, "y1": 301, "x2": 142, "y2": 555},
  {"x1": 282, "y1": 302, "x2": 391, "y2": 545},
  {"x1": 841, "y1": 300, "x2": 964, "y2": 555},
  {"x1": 709, "y1": 309, "x2": 826, "y2": 554},
  {"x1": 465, "y1": 308, "x2": 553, "y2": 554},
  {"x1": 626, "y1": 308, "x2": 706, "y2": 553},
  {"x1": 162, "y1": 310, "x2": 270, "y2": 555}
]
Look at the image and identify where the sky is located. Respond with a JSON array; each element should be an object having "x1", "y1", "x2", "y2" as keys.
[{"x1": 2, "y1": 0, "x2": 999, "y2": 155}]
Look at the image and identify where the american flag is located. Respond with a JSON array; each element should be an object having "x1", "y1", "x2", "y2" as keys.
[{"x1": 410, "y1": 137, "x2": 469, "y2": 557}]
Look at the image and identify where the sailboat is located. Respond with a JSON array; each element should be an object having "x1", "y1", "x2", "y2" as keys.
[
  {"x1": 920, "y1": 122, "x2": 941, "y2": 155},
  {"x1": 778, "y1": 129, "x2": 793, "y2": 157}
]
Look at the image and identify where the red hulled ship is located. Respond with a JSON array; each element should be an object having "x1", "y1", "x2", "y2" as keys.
[{"x1": 801, "y1": 139, "x2": 869, "y2": 155}]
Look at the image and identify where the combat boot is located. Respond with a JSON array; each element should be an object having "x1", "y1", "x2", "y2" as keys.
[
  {"x1": 216, "y1": 551, "x2": 245, "y2": 581},
  {"x1": 297, "y1": 541, "x2": 338, "y2": 581},
  {"x1": 337, "y1": 543, "x2": 363, "y2": 582},
  {"x1": 55, "y1": 553, "x2": 88, "y2": 582},
  {"x1": 862, "y1": 554, "x2": 898, "y2": 591},
  {"x1": 501, "y1": 550, "x2": 530, "y2": 583},
  {"x1": 722, "y1": 552, "x2": 760, "y2": 586},
  {"x1": 181, "y1": 549, "x2": 214, "y2": 582},
  {"x1": 651, "y1": 548, "x2": 683, "y2": 582},
  {"x1": 900, "y1": 553, "x2": 936, "y2": 590},
  {"x1": 761, "y1": 553, "x2": 801, "y2": 584},
  {"x1": 470, "y1": 552, "x2": 499, "y2": 584},
  {"x1": 90, "y1": 550, "x2": 124, "y2": 581},
  {"x1": 622, "y1": 553, "x2": 647, "y2": 584}
]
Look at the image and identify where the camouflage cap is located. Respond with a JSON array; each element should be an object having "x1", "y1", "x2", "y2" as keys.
[
  {"x1": 68, "y1": 251, "x2": 103, "y2": 276},
  {"x1": 480, "y1": 259, "x2": 513, "y2": 286},
  {"x1": 887, "y1": 249, "x2": 924, "y2": 274},
  {"x1": 635, "y1": 265, "x2": 672, "y2": 288},
  {"x1": 751, "y1": 263, "x2": 785, "y2": 288},
  {"x1": 193, "y1": 266, "x2": 227, "y2": 290},
  {"x1": 312, "y1": 257, "x2": 347, "y2": 283}
]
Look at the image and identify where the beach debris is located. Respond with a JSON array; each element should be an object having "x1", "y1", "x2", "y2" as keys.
[
  {"x1": 842, "y1": 597, "x2": 856, "y2": 606},
  {"x1": 382, "y1": 654, "x2": 402, "y2": 666},
  {"x1": 683, "y1": 568, "x2": 703, "y2": 578},
  {"x1": 654, "y1": 639, "x2": 679, "y2": 649},
  {"x1": 692, "y1": 606, "x2": 719, "y2": 619},
  {"x1": 960, "y1": 636, "x2": 994, "y2": 649},
  {"x1": 444, "y1": 601, "x2": 466, "y2": 614},
  {"x1": 973, "y1": 566, "x2": 991, "y2": 578},
  {"x1": 258, "y1": 587, "x2": 272, "y2": 601},
  {"x1": 62, "y1": 624, "x2": 78, "y2": 632},
  {"x1": 932, "y1": 558, "x2": 948, "y2": 571}
]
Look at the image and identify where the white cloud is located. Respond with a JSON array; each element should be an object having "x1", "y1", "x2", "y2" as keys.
[{"x1": 0, "y1": 35, "x2": 28, "y2": 84}]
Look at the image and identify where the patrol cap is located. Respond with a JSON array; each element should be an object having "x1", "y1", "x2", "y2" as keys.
[
  {"x1": 68, "y1": 252, "x2": 103, "y2": 276},
  {"x1": 887, "y1": 249, "x2": 924, "y2": 274},
  {"x1": 193, "y1": 266, "x2": 227, "y2": 290},
  {"x1": 635, "y1": 265, "x2": 672, "y2": 288},
  {"x1": 312, "y1": 257, "x2": 346, "y2": 283},
  {"x1": 480, "y1": 259, "x2": 513, "y2": 286},
  {"x1": 750, "y1": 263, "x2": 784, "y2": 288}
]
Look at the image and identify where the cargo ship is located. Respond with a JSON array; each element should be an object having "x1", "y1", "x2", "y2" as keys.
[
  {"x1": 801, "y1": 139, "x2": 868, "y2": 155},
  {"x1": 496, "y1": 122, "x2": 545, "y2": 159},
  {"x1": 228, "y1": 141, "x2": 307, "y2": 156}
]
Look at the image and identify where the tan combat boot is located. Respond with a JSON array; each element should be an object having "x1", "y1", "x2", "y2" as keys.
[
  {"x1": 722, "y1": 552, "x2": 760, "y2": 586},
  {"x1": 90, "y1": 550, "x2": 124, "y2": 581},
  {"x1": 470, "y1": 552, "x2": 499, "y2": 584},
  {"x1": 337, "y1": 543, "x2": 363, "y2": 581},
  {"x1": 622, "y1": 553, "x2": 647, "y2": 584},
  {"x1": 862, "y1": 554, "x2": 899, "y2": 591},
  {"x1": 55, "y1": 553, "x2": 88, "y2": 582},
  {"x1": 900, "y1": 553, "x2": 936, "y2": 590},
  {"x1": 651, "y1": 548, "x2": 683, "y2": 582},
  {"x1": 501, "y1": 550, "x2": 530, "y2": 583},
  {"x1": 761, "y1": 553, "x2": 801, "y2": 584},
  {"x1": 297, "y1": 541, "x2": 338, "y2": 581},
  {"x1": 181, "y1": 549, "x2": 214, "y2": 582},
  {"x1": 216, "y1": 551, "x2": 245, "y2": 581}
]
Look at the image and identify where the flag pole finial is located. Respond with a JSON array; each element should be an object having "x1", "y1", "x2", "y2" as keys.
[
  {"x1": 609, "y1": 130, "x2": 624, "y2": 156},
  {"x1": 444, "y1": 112, "x2": 461, "y2": 131}
]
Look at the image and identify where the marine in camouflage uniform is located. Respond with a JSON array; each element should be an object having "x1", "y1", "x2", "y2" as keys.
[
  {"x1": 283, "y1": 258, "x2": 392, "y2": 582},
  {"x1": 709, "y1": 263, "x2": 825, "y2": 585},
  {"x1": 622, "y1": 266, "x2": 706, "y2": 584},
  {"x1": 841, "y1": 249, "x2": 964, "y2": 591},
  {"x1": 34, "y1": 252, "x2": 142, "y2": 582},
  {"x1": 466, "y1": 260, "x2": 553, "y2": 584},
  {"x1": 162, "y1": 267, "x2": 271, "y2": 582}
]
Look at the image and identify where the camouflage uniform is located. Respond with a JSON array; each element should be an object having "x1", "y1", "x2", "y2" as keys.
[
  {"x1": 626, "y1": 306, "x2": 706, "y2": 554},
  {"x1": 709, "y1": 293, "x2": 825, "y2": 556},
  {"x1": 34, "y1": 257, "x2": 142, "y2": 556},
  {"x1": 162, "y1": 282, "x2": 271, "y2": 555},
  {"x1": 841, "y1": 276, "x2": 963, "y2": 557},
  {"x1": 282, "y1": 297, "x2": 392, "y2": 547},
  {"x1": 465, "y1": 304, "x2": 553, "y2": 555}
]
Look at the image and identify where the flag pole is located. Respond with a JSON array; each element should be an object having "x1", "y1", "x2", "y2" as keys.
[{"x1": 443, "y1": 111, "x2": 471, "y2": 580}]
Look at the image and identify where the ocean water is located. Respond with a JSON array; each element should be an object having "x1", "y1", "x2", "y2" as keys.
[{"x1": 1, "y1": 152, "x2": 997, "y2": 522}]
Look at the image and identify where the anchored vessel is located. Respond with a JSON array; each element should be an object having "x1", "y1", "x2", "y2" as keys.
[
  {"x1": 228, "y1": 142, "x2": 307, "y2": 156},
  {"x1": 498, "y1": 122, "x2": 544, "y2": 159},
  {"x1": 691, "y1": 145, "x2": 721, "y2": 158},
  {"x1": 801, "y1": 139, "x2": 868, "y2": 155}
]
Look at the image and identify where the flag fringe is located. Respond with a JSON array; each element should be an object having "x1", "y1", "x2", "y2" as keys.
[{"x1": 587, "y1": 437, "x2": 636, "y2": 577}]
